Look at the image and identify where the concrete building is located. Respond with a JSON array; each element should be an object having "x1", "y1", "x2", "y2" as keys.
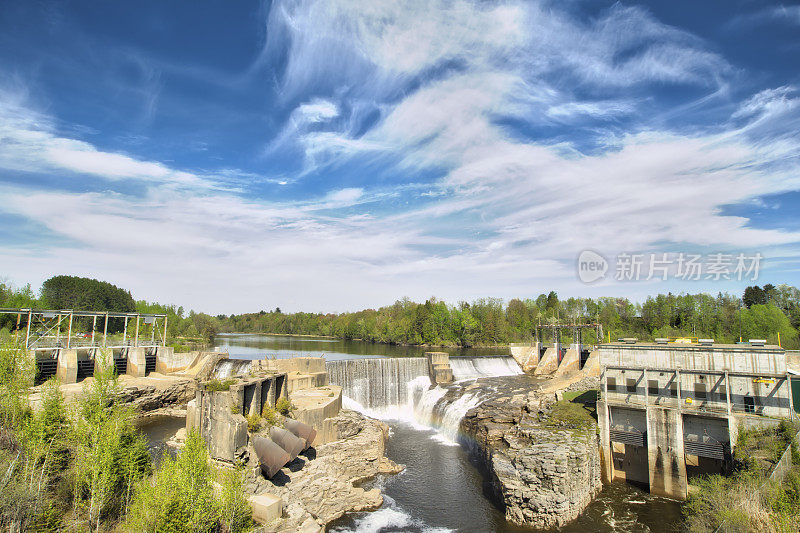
[{"x1": 597, "y1": 340, "x2": 795, "y2": 500}]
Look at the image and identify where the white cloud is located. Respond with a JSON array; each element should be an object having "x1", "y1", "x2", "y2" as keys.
[
  {"x1": 0, "y1": 89, "x2": 210, "y2": 188},
  {"x1": 294, "y1": 99, "x2": 339, "y2": 123}
]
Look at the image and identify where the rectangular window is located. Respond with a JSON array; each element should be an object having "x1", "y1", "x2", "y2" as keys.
[
  {"x1": 606, "y1": 377, "x2": 616, "y2": 392},
  {"x1": 670, "y1": 383, "x2": 678, "y2": 397},
  {"x1": 718, "y1": 385, "x2": 727, "y2": 400},
  {"x1": 626, "y1": 379, "x2": 637, "y2": 393},
  {"x1": 648, "y1": 380, "x2": 659, "y2": 395},
  {"x1": 695, "y1": 383, "x2": 707, "y2": 400}
]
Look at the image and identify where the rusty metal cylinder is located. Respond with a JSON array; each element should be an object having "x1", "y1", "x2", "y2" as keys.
[
  {"x1": 253, "y1": 436, "x2": 290, "y2": 478},
  {"x1": 269, "y1": 426, "x2": 305, "y2": 460},
  {"x1": 283, "y1": 419, "x2": 317, "y2": 449}
]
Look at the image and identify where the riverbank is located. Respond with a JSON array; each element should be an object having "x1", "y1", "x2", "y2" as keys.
[{"x1": 218, "y1": 331, "x2": 516, "y2": 350}]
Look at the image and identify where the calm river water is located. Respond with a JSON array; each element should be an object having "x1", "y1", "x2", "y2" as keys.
[{"x1": 215, "y1": 334, "x2": 683, "y2": 533}]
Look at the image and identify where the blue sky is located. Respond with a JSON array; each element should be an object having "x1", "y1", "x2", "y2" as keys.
[{"x1": 1, "y1": 0, "x2": 799, "y2": 313}]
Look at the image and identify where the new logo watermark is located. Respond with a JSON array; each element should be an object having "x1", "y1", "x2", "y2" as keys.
[
  {"x1": 576, "y1": 251, "x2": 762, "y2": 283},
  {"x1": 577, "y1": 250, "x2": 608, "y2": 283}
]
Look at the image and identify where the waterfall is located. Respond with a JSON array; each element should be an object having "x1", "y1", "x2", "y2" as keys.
[
  {"x1": 212, "y1": 359, "x2": 251, "y2": 379},
  {"x1": 328, "y1": 356, "x2": 518, "y2": 443},
  {"x1": 325, "y1": 358, "x2": 428, "y2": 409},
  {"x1": 449, "y1": 356, "x2": 522, "y2": 381}
]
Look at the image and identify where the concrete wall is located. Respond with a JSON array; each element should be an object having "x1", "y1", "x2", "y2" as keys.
[
  {"x1": 262, "y1": 357, "x2": 326, "y2": 374},
  {"x1": 56, "y1": 348, "x2": 77, "y2": 383},
  {"x1": 509, "y1": 342, "x2": 540, "y2": 372},
  {"x1": 599, "y1": 343, "x2": 786, "y2": 374}
]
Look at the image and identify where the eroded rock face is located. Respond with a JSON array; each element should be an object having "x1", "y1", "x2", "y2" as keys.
[
  {"x1": 460, "y1": 378, "x2": 602, "y2": 530},
  {"x1": 116, "y1": 377, "x2": 196, "y2": 412},
  {"x1": 247, "y1": 409, "x2": 403, "y2": 532}
]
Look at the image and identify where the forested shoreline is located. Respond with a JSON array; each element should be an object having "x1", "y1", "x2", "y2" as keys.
[{"x1": 2, "y1": 276, "x2": 799, "y2": 349}]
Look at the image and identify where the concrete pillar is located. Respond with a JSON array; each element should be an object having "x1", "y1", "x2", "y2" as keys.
[
  {"x1": 426, "y1": 352, "x2": 453, "y2": 384},
  {"x1": 155, "y1": 346, "x2": 176, "y2": 374},
  {"x1": 56, "y1": 348, "x2": 78, "y2": 384},
  {"x1": 534, "y1": 346, "x2": 559, "y2": 375},
  {"x1": 646, "y1": 407, "x2": 688, "y2": 500},
  {"x1": 598, "y1": 399, "x2": 614, "y2": 484},
  {"x1": 126, "y1": 347, "x2": 147, "y2": 377},
  {"x1": 555, "y1": 344, "x2": 580, "y2": 375}
]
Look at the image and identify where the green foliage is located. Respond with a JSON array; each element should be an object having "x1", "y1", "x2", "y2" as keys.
[
  {"x1": 261, "y1": 404, "x2": 279, "y2": 427},
  {"x1": 207, "y1": 378, "x2": 236, "y2": 392},
  {"x1": 0, "y1": 340, "x2": 34, "y2": 430},
  {"x1": 72, "y1": 360, "x2": 151, "y2": 528},
  {"x1": 125, "y1": 431, "x2": 251, "y2": 533},
  {"x1": 275, "y1": 397, "x2": 294, "y2": 416},
  {"x1": 245, "y1": 413, "x2": 262, "y2": 433},
  {"x1": 218, "y1": 464, "x2": 252, "y2": 533},
  {"x1": 686, "y1": 423, "x2": 800, "y2": 533}
]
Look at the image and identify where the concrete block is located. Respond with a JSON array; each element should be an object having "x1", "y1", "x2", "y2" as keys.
[
  {"x1": 126, "y1": 347, "x2": 147, "y2": 378},
  {"x1": 247, "y1": 492, "x2": 283, "y2": 524},
  {"x1": 647, "y1": 407, "x2": 687, "y2": 500},
  {"x1": 56, "y1": 348, "x2": 78, "y2": 384},
  {"x1": 555, "y1": 346, "x2": 580, "y2": 376},
  {"x1": 291, "y1": 385, "x2": 342, "y2": 445}
]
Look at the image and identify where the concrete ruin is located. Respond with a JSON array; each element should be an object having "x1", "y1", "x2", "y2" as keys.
[{"x1": 426, "y1": 351, "x2": 454, "y2": 384}]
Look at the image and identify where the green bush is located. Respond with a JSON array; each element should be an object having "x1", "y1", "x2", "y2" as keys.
[
  {"x1": 125, "y1": 431, "x2": 251, "y2": 533},
  {"x1": 261, "y1": 404, "x2": 279, "y2": 427},
  {"x1": 207, "y1": 378, "x2": 236, "y2": 392},
  {"x1": 275, "y1": 397, "x2": 294, "y2": 416},
  {"x1": 246, "y1": 414, "x2": 262, "y2": 433}
]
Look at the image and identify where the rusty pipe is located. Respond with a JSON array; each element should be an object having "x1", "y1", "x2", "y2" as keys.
[
  {"x1": 253, "y1": 436, "x2": 290, "y2": 478},
  {"x1": 269, "y1": 426, "x2": 305, "y2": 460},
  {"x1": 283, "y1": 419, "x2": 317, "y2": 449}
]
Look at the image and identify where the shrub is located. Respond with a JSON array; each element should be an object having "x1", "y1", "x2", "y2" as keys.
[
  {"x1": 261, "y1": 405, "x2": 279, "y2": 428},
  {"x1": 245, "y1": 414, "x2": 262, "y2": 433},
  {"x1": 275, "y1": 397, "x2": 294, "y2": 416},
  {"x1": 125, "y1": 431, "x2": 252, "y2": 533},
  {"x1": 207, "y1": 378, "x2": 236, "y2": 392},
  {"x1": 124, "y1": 431, "x2": 219, "y2": 533}
]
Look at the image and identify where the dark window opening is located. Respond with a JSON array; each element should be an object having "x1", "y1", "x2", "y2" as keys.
[
  {"x1": 626, "y1": 379, "x2": 637, "y2": 393},
  {"x1": 607, "y1": 377, "x2": 617, "y2": 392},
  {"x1": 744, "y1": 396, "x2": 755, "y2": 413},
  {"x1": 695, "y1": 383, "x2": 707, "y2": 400},
  {"x1": 648, "y1": 380, "x2": 659, "y2": 395},
  {"x1": 670, "y1": 383, "x2": 678, "y2": 397}
]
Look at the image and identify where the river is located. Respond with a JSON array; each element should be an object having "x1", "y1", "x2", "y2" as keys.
[{"x1": 215, "y1": 334, "x2": 683, "y2": 532}]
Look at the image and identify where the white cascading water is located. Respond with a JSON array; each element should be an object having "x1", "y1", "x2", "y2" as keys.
[
  {"x1": 328, "y1": 356, "x2": 519, "y2": 443},
  {"x1": 449, "y1": 356, "x2": 523, "y2": 381},
  {"x1": 212, "y1": 359, "x2": 251, "y2": 378}
]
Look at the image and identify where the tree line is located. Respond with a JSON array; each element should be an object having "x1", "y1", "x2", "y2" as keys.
[{"x1": 2, "y1": 276, "x2": 799, "y2": 349}]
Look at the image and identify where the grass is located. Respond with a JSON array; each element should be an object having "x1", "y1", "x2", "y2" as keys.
[{"x1": 545, "y1": 399, "x2": 596, "y2": 430}]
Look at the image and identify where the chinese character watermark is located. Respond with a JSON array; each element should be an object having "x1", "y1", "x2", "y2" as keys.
[{"x1": 576, "y1": 251, "x2": 762, "y2": 283}]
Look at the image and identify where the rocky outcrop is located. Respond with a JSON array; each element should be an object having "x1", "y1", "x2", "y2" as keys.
[
  {"x1": 247, "y1": 409, "x2": 403, "y2": 532},
  {"x1": 116, "y1": 375, "x2": 196, "y2": 412},
  {"x1": 460, "y1": 379, "x2": 602, "y2": 529}
]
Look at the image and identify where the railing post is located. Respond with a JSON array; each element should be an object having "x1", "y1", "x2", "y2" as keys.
[
  {"x1": 66, "y1": 312, "x2": 73, "y2": 349},
  {"x1": 134, "y1": 315, "x2": 140, "y2": 347},
  {"x1": 123, "y1": 317, "x2": 128, "y2": 346},
  {"x1": 103, "y1": 312, "x2": 108, "y2": 348},
  {"x1": 725, "y1": 371, "x2": 732, "y2": 416},
  {"x1": 25, "y1": 310, "x2": 31, "y2": 350},
  {"x1": 91, "y1": 315, "x2": 97, "y2": 346}
]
